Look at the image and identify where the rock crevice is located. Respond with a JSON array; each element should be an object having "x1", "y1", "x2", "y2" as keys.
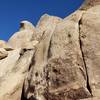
[
  {"x1": 78, "y1": 15, "x2": 92, "y2": 95},
  {"x1": 0, "y1": 2, "x2": 100, "y2": 100}
]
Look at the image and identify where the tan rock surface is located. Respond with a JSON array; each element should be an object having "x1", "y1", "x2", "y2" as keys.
[
  {"x1": 0, "y1": 48, "x2": 8, "y2": 59},
  {"x1": 0, "y1": 3, "x2": 100, "y2": 100},
  {"x1": 84, "y1": 0, "x2": 100, "y2": 6},
  {"x1": 81, "y1": 0, "x2": 100, "y2": 10},
  {"x1": 24, "y1": 14, "x2": 62, "y2": 100},
  {"x1": 0, "y1": 40, "x2": 12, "y2": 50},
  {"x1": 0, "y1": 40, "x2": 7, "y2": 48},
  {"x1": 80, "y1": 97, "x2": 100, "y2": 100},
  {"x1": 46, "y1": 11, "x2": 91, "y2": 100},
  {"x1": 80, "y1": 5, "x2": 100, "y2": 97},
  {"x1": 8, "y1": 21, "x2": 36, "y2": 49},
  {"x1": 0, "y1": 48, "x2": 35, "y2": 100}
]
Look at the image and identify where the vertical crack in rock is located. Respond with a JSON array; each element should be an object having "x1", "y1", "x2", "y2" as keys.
[
  {"x1": 47, "y1": 40, "x2": 52, "y2": 59},
  {"x1": 78, "y1": 16, "x2": 92, "y2": 95},
  {"x1": 21, "y1": 80, "x2": 37, "y2": 100},
  {"x1": 21, "y1": 83, "x2": 28, "y2": 100}
]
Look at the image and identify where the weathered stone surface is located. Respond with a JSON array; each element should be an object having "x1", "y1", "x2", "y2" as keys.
[
  {"x1": 64, "y1": 10, "x2": 84, "y2": 22},
  {"x1": 85, "y1": 0, "x2": 100, "y2": 6},
  {"x1": 80, "y1": 5, "x2": 100, "y2": 97},
  {"x1": 0, "y1": 40, "x2": 12, "y2": 50},
  {"x1": 8, "y1": 21, "x2": 36, "y2": 49},
  {"x1": 80, "y1": 97, "x2": 100, "y2": 100},
  {"x1": 24, "y1": 14, "x2": 62, "y2": 100},
  {"x1": 0, "y1": 48, "x2": 8, "y2": 59},
  {"x1": 35, "y1": 14, "x2": 62, "y2": 41},
  {"x1": 0, "y1": 48, "x2": 35, "y2": 100},
  {"x1": 81, "y1": 0, "x2": 100, "y2": 10},
  {"x1": 0, "y1": 3, "x2": 100, "y2": 100},
  {"x1": 46, "y1": 11, "x2": 91, "y2": 100}
]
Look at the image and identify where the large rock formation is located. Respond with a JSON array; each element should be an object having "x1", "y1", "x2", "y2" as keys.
[
  {"x1": 0, "y1": 1, "x2": 100, "y2": 100},
  {"x1": 80, "y1": 5, "x2": 100, "y2": 97}
]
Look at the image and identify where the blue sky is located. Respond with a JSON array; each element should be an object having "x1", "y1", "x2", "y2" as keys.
[{"x1": 0, "y1": 0, "x2": 84, "y2": 41}]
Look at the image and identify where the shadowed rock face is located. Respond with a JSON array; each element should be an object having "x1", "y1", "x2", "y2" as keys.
[
  {"x1": 85, "y1": 0, "x2": 100, "y2": 5},
  {"x1": 0, "y1": 48, "x2": 8, "y2": 59},
  {"x1": 0, "y1": 2, "x2": 100, "y2": 100},
  {"x1": 81, "y1": 0, "x2": 100, "y2": 9}
]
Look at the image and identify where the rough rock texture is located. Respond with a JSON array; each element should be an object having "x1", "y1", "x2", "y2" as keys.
[
  {"x1": 81, "y1": 0, "x2": 100, "y2": 9},
  {"x1": 80, "y1": 97, "x2": 100, "y2": 100},
  {"x1": 80, "y1": 5, "x2": 100, "y2": 97},
  {"x1": 0, "y1": 1, "x2": 100, "y2": 100},
  {"x1": 0, "y1": 48, "x2": 8, "y2": 59},
  {"x1": 0, "y1": 48, "x2": 35, "y2": 100},
  {"x1": 24, "y1": 15, "x2": 62, "y2": 100},
  {"x1": 8, "y1": 21, "x2": 38, "y2": 49},
  {"x1": 45, "y1": 12, "x2": 91, "y2": 100},
  {"x1": 84, "y1": 0, "x2": 100, "y2": 6}
]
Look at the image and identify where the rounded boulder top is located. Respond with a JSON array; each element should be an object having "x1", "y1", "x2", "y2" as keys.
[{"x1": 20, "y1": 21, "x2": 35, "y2": 31}]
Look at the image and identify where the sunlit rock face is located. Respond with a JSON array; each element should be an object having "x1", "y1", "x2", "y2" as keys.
[
  {"x1": 0, "y1": 1, "x2": 100, "y2": 100},
  {"x1": 80, "y1": 5, "x2": 100, "y2": 98}
]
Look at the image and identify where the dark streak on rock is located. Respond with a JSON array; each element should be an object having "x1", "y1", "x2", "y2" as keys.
[{"x1": 78, "y1": 16, "x2": 92, "y2": 96}]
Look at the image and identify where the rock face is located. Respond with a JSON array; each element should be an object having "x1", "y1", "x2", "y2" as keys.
[
  {"x1": 80, "y1": 5, "x2": 100, "y2": 97},
  {"x1": 81, "y1": 0, "x2": 100, "y2": 9},
  {"x1": 0, "y1": 48, "x2": 8, "y2": 59},
  {"x1": 8, "y1": 21, "x2": 38, "y2": 49},
  {"x1": 0, "y1": 40, "x2": 12, "y2": 50},
  {"x1": 0, "y1": 1, "x2": 100, "y2": 100}
]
